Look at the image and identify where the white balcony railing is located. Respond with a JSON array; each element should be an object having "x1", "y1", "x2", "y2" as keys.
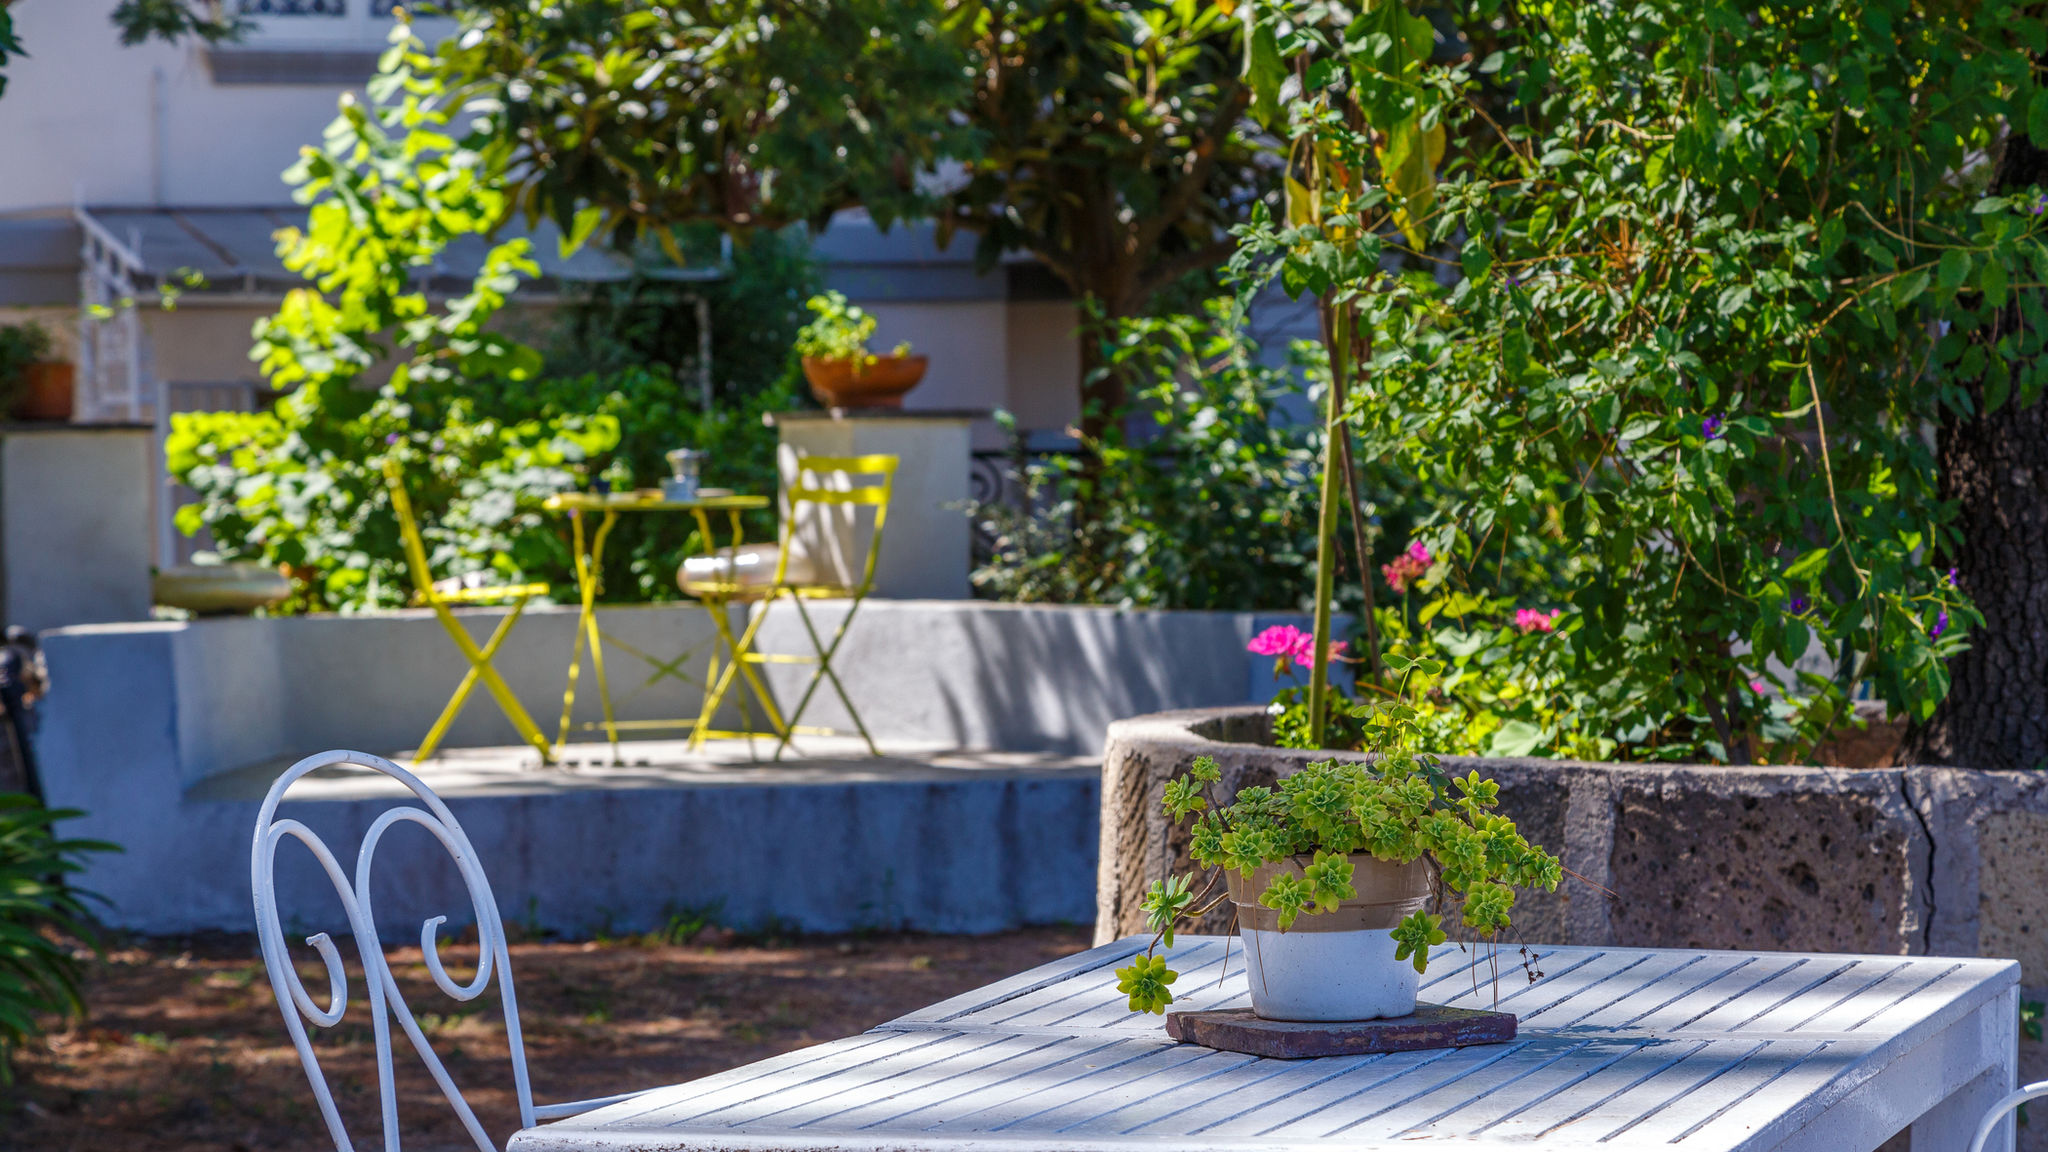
[{"x1": 234, "y1": 0, "x2": 447, "y2": 49}]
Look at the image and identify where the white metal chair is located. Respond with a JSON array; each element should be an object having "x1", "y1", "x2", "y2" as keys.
[
  {"x1": 1970, "y1": 1080, "x2": 2036, "y2": 1151},
  {"x1": 252, "y1": 749, "x2": 648, "y2": 1152}
]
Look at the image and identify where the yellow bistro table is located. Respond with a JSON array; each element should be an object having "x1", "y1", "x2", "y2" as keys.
[{"x1": 542, "y1": 491, "x2": 778, "y2": 755}]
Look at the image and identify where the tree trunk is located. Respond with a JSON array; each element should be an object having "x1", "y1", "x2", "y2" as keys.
[
  {"x1": 1900, "y1": 127, "x2": 2048, "y2": 772},
  {"x1": 1075, "y1": 292, "x2": 1134, "y2": 446}
]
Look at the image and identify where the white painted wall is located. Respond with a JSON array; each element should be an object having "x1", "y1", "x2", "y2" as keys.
[
  {"x1": 1005, "y1": 300, "x2": 1082, "y2": 434},
  {"x1": 778, "y1": 416, "x2": 973, "y2": 600},
  {"x1": 2, "y1": 427, "x2": 153, "y2": 631},
  {"x1": 862, "y1": 300, "x2": 1010, "y2": 416},
  {"x1": 0, "y1": 0, "x2": 381, "y2": 213}
]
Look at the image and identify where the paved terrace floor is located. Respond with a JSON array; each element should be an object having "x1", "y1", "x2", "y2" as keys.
[{"x1": 191, "y1": 736, "x2": 1102, "y2": 802}]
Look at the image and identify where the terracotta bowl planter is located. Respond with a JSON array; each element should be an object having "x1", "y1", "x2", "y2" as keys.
[
  {"x1": 800, "y1": 354, "x2": 928, "y2": 409},
  {"x1": 14, "y1": 362, "x2": 74, "y2": 422}
]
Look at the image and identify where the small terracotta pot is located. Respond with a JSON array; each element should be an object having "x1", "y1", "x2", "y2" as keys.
[
  {"x1": 14, "y1": 362, "x2": 73, "y2": 422},
  {"x1": 800, "y1": 354, "x2": 928, "y2": 409},
  {"x1": 1230, "y1": 854, "x2": 1433, "y2": 1021}
]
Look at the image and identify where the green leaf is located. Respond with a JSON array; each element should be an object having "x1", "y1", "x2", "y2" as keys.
[
  {"x1": 1891, "y1": 269, "x2": 1931, "y2": 309},
  {"x1": 2029, "y1": 88, "x2": 2048, "y2": 146},
  {"x1": 1486, "y1": 720, "x2": 1546, "y2": 757},
  {"x1": 561, "y1": 205, "x2": 604, "y2": 258},
  {"x1": 1460, "y1": 237, "x2": 1493, "y2": 281},
  {"x1": 1246, "y1": 23, "x2": 1286, "y2": 129},
  {"x1": 1784, "y1": 548, "x2": 1831, "y2": 581},
  {"x1": 1983, "y1": 259, "x2": 2010, "y2": 309},
  {"x1": 1936, "y1": 248, "x2": 1971, "y2": 303}
]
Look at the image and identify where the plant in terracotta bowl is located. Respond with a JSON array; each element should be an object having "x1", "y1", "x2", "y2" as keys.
[
  {"x1": 794, "y1": 290, "x2": 926, "y2": 408},
  {"x1": 1115, "y1": 663, "x2": 1563, "y2": 1022}
]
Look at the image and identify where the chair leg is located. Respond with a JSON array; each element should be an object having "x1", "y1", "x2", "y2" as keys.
[
  {"x1": 775, "y1": 595, "x2": 878, "y2": 761},
  {"x1": 425, "y1": 598, "x2": 554, "y2": 763},
  {"x1": 416, "y1": 663, "x2": 483, "y2": 764},
  {"x1": 690, "y1": 602, "x2": 781, "y2": 749}
]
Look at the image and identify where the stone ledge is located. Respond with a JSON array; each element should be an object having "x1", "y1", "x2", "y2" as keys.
[{"x1": 1095, "y1": 706, "x2": 2036, "y2": 984}]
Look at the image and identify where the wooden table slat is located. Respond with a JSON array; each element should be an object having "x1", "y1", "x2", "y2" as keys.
[{"x1": 510, "y1": 937, "x2": 2020, "y2": 1152}]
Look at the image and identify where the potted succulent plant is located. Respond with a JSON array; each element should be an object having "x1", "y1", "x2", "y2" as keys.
[
  {"x1": 794, "y1": 290, "x2": 926, "y2": 409},
  {"x1": 1114, "y1": 671, "x2": 1563, "y2": 1022},
  {"x1": 0, "y1": 320, "x2": 71, "y2": 422}
]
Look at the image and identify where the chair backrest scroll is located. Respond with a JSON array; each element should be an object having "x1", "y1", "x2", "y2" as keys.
[{"x1": 252, "y1": 749, "x2": 537, "y2": 1152}]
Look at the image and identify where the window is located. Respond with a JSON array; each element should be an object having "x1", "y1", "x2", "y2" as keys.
[{"x1": 232, "y1": 0, "x2": 447, "y2": 49}]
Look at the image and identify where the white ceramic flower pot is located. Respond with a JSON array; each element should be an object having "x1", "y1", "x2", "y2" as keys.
[{"x1": 1229, "y1": 854, "x2": 1432, "y2": 1022}]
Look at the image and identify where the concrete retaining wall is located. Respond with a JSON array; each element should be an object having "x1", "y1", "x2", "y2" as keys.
[
  {"x1": 42, "y1": 601, "x2": 1338, "y2": 786},
  {"x1": 31, "y1": 602, "x2": 1325, "y2": 938}
]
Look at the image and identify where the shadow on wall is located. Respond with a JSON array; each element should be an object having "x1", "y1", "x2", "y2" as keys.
[{"x1": 749, "y1": 600, "x2": 1348, "y2": 755}]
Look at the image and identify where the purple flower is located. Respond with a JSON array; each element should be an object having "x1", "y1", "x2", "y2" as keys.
[
  {"x1": 1931, "y1": 609, "x2": 1950, "y2": 638},
  {"x1": 1944, "y1": 567, "x2": 1958, "y2": 587},
  {"x1": 1788, "y1": 595, "x2": 1808, "y2": 614},
  {"x1": 385, "y1": 432, "x2": 401, "y2": 445},
  {"x1": 1701, "y1": 414, "x2": 1726, "y2": 441}
]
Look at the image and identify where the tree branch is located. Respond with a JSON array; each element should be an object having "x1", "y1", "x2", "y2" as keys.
[
  {"x1": 1133, "y1": 80, "x2": 1250, "y2": 256},
  {"x1": 1133, "y1": 235, "x2": 1239, "y2": 305}
]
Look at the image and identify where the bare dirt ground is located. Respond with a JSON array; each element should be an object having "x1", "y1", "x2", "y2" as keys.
[{"x1": 0, "y1": 924, "x2": 1093, "y2": 1152}]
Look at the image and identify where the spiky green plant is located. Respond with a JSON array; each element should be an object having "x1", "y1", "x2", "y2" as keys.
[{"x1": 0, "y1": 796, "x2": 115, "y2": 1081}]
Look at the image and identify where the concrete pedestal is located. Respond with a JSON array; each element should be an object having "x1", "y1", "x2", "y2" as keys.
[{"x1": 772, "y1": 409, "x2": 975, "y2": 600}]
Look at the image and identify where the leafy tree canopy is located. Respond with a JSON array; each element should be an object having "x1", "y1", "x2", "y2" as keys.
[
  {"x1": 431, "y1": 0, "x2": 978, "y2": 254},
  {"x1": 1234, "y1": 0, "x2": 2046, "y2": 762}
]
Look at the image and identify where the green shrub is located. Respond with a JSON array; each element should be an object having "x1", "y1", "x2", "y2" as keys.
[
  {"x1": 0, "y1": 322, "x2": 51, "y2": 412},
  {"x1": 167, "y1": 27, "x2": 802, "y2": 612},
  {"x1": 974, "y1": 300, "x2": 1376, "y2": 613},
  {"x1": 0, "y1": 796, "x2": 115, "y2": 1082},
  {"x1": 1225, "y1": 0, "x2": 2032, "y2": 762}
]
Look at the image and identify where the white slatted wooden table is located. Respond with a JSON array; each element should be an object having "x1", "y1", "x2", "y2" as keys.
[{"x1": 509, "y1": 936, "x2": 2019, "y2": 1151}]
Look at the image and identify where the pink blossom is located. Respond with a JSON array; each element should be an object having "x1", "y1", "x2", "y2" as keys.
[
  {"x1": 1248, "y1": 625, "x2": 1307, "y2": 657},
  {"x1": 1246, "y1": 625, "x2": 1347, "y2": 669},
  {"x1": 1310, "y1": 639, "x2": 1350, "y2": 669},
  {"x1": 1383, "y1": 540, "x2": 1436, "y2": 593},
  {"x1": 1513, "y1": 608, "x2": 1561, "y2": 634},
  {"x1": 1749, "y1": 679, "x2": 1768, "y2": 694}
]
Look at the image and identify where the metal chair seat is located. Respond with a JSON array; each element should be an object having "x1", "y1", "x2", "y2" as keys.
[
  {"x1": 676, "y1": 543, "x2": 818, "y2": 600},
  {"x1": 417, "y1": 581, "x2": 555, "y2": 607}
]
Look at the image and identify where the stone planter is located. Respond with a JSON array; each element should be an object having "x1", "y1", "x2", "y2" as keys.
[
  {"x1": 1231, "y1": 853, "x2": 1430, "y2": 1020},
  {"x1": 152, "y1": 563, "x2": 292, "y2": 615},
  {"x1": 1100, "y1": 706, "x2": 2040, "y2": 963}
]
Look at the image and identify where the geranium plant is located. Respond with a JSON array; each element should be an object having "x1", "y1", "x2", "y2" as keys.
[
  {"x1": 1115, "y1": 668, "x2": 1563, "y2": 1014},
  {"x1": 793, "y1": 291, "x2": 910, "y2": 367}
]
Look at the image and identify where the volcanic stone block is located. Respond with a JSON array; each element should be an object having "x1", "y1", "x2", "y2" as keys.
[
  {"x1": 1606, "y1": 769, "x2": 1924, "y2": 954},
  {"x1": 1978, "y1": 810, "x2": 2048, "y2": 985}
]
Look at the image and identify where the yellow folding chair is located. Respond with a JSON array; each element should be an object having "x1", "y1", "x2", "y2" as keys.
[
  {"x1": 677, "y1": 454, "x2": 897, "y2": 760},
  {"x1": 383, "y1": 458, "x2": 555, "y2": 764}
]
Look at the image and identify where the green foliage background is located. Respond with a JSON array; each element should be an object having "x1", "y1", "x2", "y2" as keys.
[
  {"x1": 1209, "y1": 0, "x2": 2047, "y2": 763},
  {"x1": 169, "y1": 30, "x2": 806, "y2": 613}
]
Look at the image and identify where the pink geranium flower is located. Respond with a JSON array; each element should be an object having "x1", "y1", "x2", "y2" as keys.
[
  {"x1": 1382, "y1": 540, "x2": 1435, "y2": 593},
  {"x1": 1513, "y1": 608, "x2": 1562, "y2": 634},
  {"x1": 1246, "y1": 625, "x2": 1348, "y2": 670},
  {"x1": 1247, "y1": 625, "x2": 1305, "y2": 657}
]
